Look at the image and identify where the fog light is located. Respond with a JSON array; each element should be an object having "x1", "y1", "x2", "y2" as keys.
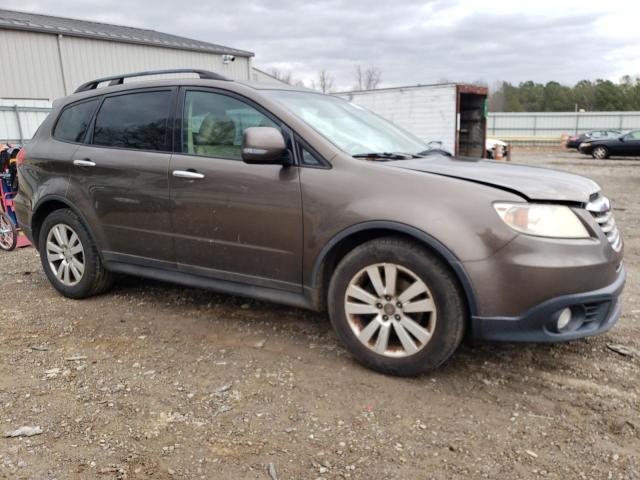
[{"x1": 557, "y1": 308, "x2": 572, "y2": 330}]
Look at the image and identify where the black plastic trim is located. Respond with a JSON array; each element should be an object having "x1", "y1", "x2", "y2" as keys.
[
  {"x1": 104, "y1": 261, "x2": 314, "y2": 310},
  {"x1": 75, "y1": 69, "x2": 229, "y2": 93},
  {"x1": 310, "y1": 221, "x2": 479, "y2": 316}
]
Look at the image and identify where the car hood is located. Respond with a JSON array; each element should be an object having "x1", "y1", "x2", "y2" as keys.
[{"x1": 385, "y1": 155, "x2": 599, "y2": 204}]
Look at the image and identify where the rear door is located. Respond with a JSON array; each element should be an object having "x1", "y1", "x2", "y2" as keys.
[
  {"x1": 67, "y1": 88, "x2": 177, "y2": 265},
  {"x1": 168, "y1": 88, "x2": 303, "y2": 291}
]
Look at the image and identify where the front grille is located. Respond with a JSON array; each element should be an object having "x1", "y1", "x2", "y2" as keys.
[{"x1": 587, "y1": 195, "x2": 622, "y2": 251}]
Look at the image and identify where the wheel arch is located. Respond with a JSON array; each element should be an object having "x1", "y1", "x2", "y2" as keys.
[
  {"x1": 310, "y1": 221, "x2": 478, "y2": 316},
  {"x1": 31, "y1": 196, "x2": 100, "y2": 252}
]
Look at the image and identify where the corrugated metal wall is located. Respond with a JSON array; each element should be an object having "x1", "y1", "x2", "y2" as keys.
[
  {"x1": 58, "y1": 36, "x2": 251, "y2": 95},
  {"x1": 488, "y1": 111, "x2": 640, "y2": 141},
  {"x1": 0, "y1": 30, "x2": 66, "y2": 100},
  {"x1": 0, "y1": 99, "x2": 51, "y2": 144},
  {"x1": 0, "y1": 29, "x2": 251, "y2": 101},
  {"x1": 336, "y1": 85, "x2": 458, "y2": 153}
]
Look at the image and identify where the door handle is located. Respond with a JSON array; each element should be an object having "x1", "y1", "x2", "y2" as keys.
[
  {"x1": 73, "y1": 159, "x2": 96, "y2": 167},
  {"x1": 172, "y1": 170, "x2": 205, "y2": 179}
]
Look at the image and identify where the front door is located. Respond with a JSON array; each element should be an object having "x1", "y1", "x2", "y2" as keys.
[
  {"x1": 169, "y1": 89, "x2": 303, "y2": 291},
  {"x1": 68, "y1": 88, "x2": 175, "y2": 265},
  {"x1": 617, "y1": 130, "x2": 640, "y2": 155}
]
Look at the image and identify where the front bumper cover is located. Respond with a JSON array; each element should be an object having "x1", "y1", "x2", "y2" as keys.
[{"x1": 471, "y1": 266, "x2": 626, "y2": 342}]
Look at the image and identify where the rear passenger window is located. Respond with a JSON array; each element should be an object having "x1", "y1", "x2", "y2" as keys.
[
  {"x1": 93, "y1": 91, "x2": 171, "y2": 151},
  {"x1": 183, "y1": 91, "x2": 279, "y2": 160},
  {"x1": 53, "y1": 98, "x2": 99, "y2": 143}
]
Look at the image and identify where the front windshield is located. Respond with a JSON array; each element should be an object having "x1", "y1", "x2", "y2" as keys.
[{"x1": 263, "y1": 89, "x2": 428, "y2": 156}]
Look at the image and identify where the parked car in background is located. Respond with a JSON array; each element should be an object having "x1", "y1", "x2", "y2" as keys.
[
  {"x1": 15, "y1": 69, "x2": 625, "y2": 376},
  {"x1": 567, "y1": 130, "x2": 621, "y2": 149},
  {"x1": 579, "y1": 130, "x2": 640, "y2": 159}
]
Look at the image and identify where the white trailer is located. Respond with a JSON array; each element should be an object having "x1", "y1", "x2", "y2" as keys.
[{"x1": 335, "y1": 83, "x2": 488, "y2": 158}]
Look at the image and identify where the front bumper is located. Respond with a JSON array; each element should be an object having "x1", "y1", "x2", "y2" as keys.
[{"x1": 471, "y1": 266, "x2": 626, "y2": 342}]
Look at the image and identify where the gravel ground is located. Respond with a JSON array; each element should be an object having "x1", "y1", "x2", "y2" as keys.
[{"x1": 0, "y1": 151, "x2": 638, "y2": 479}]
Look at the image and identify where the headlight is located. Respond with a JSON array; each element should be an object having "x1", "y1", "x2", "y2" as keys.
[
  {"x1": 494, "y1": 203, "x2": 590, "y2": 238},
  {"x1": 580, "y1": 142, "x2": 591, "y2": 148}
]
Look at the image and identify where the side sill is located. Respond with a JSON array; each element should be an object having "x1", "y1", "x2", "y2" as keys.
[{"x1": 104, "y1": 261, "x2": 319, "y2": 311}]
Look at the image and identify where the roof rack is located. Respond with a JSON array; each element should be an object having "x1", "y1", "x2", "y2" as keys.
[{"x1": 74, "y1": 69, "x2": 229, "y2": 93}]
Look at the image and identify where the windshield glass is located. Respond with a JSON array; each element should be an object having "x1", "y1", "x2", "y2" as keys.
[{"x1": 263, "y1": 90, "x2": 429, "y2": 156}]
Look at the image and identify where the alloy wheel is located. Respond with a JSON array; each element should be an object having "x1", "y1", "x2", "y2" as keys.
[
  {"x1": 344, "y1": 262, "x2": 437, "y2": 358},
  {"x1": 593, "y1": 147, "x2": 607, "y2": 159},
  {"x1": 46, "y1": 224, "x2": 85, "y2": 286}
]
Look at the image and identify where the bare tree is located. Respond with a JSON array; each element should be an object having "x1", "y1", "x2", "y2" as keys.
[
  {"x1": 270, "y1": 68, "x2": 293, "y2": 85},
  {"x1": 355, "y1": 65, "x2": 364, "y2": 90},
  {"x1": 317, "y1": 69, "x2": 334, "y2": 93},
  {"x1": 354, "y1": 65, "x2": 382, "y2": 90}
]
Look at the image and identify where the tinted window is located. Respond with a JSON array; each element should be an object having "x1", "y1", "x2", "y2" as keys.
[
  {"x1": 627, "y1": 131, "x2": 640, "y2": 140},
  {"x1": 93, "y1": 91, "x2": 171, "y2": 151},
  {"x1": 53, "y1": 98, "x2": 99, "y2": 143},
  {"x1": 183, "y1": 91, "x2": 278, "y2": 160}
]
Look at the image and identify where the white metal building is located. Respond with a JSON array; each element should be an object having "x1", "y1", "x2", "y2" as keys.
[
  {"x1": 336, "y1": 83, "x2": 488, "y2": 157},
  {"x1": 0, "y1": 8, "x2": 255, "y2": 143}
]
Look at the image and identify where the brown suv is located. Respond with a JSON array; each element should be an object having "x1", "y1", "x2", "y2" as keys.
[{"x1": 15, "y1": 69, "x2": 625, "y2": 376}]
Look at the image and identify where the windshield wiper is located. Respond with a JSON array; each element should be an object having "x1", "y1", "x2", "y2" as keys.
[{"x1": 352, "y1": 152, "x2": 419, "y2": 160}]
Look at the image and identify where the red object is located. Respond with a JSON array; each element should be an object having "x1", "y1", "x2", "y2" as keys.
[{"x1": 16, "y1": 148, "x2": 26, "y2": 167}]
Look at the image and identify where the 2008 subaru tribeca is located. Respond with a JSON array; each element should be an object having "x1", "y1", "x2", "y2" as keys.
[{"x1": 15, "y1": 69, "x2": 625, "y2": 376}]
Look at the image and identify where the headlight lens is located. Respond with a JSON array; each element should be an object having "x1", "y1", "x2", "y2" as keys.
[
  {"x1": 494, "y1": 203, "x2": 590, "y2": 238},
  {"x1": 580, "y1": 142, "x2": 591, "y2": 148}
]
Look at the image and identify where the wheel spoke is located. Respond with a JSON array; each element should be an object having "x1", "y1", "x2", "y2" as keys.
[
  {"x1": 71, "y1": 257, "x2": 84, "y2": 275},
  {"x1": 70, "y1": 244, "x2": 83, "y2": 255},
  {"x1": 346, "y1": 302, "x2": 379, "y2": 315},
  {"x1": 63, "y1": 262, "x2": 71, "y2": 284},
  {"x1": 403, "y1": 298, "x2": 435, "y2": 314},
  {"x1": 366, "y1": 266, "x2": 385, "y2": 297},
  {"x1": 69, "y1": 261, "x2": 82, "y2": 281},
  {"x1": 48, "y1": 252, "x2": 64, "y2": 261},
  {"x1": 394, "y1": 322, "x2": 418, "y2": 355},
  {"x1": 347, "y1": 285, "x2": 378, "y2": 305},
  {"x1": 398, "y1": 280, "x2": 428, "y2": 304},
  {"x1": 384, "y1": 264, "x2": 397, "y2": 296},
  {"x1": 358, "y1": 315, "x2": 382, "y2": 344},
  {"x1": 52, "y1": 225, "x2": 66, "y2": 246},
  {"x1": 374, "y1": 322, "x2": 391, "y2": 354},
  {"x1": 400, "y1": 315, "x2": 431, "y2": 344},
  {"x1": 55, "y1": 261, "x2": 65, "y2": 280},
  {"x1": 47, "y1": 241, "x2": 63, "y2": 254},
  {"x1": 68, "y1": 232, "x2": 79, "y2": 248}
]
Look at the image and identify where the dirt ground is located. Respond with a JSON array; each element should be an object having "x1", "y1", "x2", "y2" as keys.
[{"x1": 1, "y1": 151, "x2": 638, "y2": 480}]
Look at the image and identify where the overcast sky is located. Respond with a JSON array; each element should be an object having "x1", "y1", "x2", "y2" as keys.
[{"x1": 3, "y1": 0, "x2": 640, "y2": 90}]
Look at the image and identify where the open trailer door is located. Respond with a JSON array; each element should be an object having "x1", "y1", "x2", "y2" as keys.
[{"x1": 456, "y1": 85, "x2": 488, "y2": 158}]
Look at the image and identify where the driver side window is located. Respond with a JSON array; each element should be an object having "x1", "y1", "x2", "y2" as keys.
[
  {"x1": 182, "y1": 91, "x2": 279, "y2": 160},
  {"x1": 626, "y1": 131, "x2": 640, "y2": 140}
]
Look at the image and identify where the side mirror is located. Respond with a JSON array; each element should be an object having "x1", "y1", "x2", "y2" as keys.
[
  {"x1": 242, "y1": 127, "x2": 286, "y2": 164},
  {"x1": 619, "y1": 135, "x2": 626, "y2": 142}
]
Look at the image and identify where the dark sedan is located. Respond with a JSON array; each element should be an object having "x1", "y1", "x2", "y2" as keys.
[
  {"x1": 579, "y1": 130, "x2": 640, "y2": 159},
  {"x1": 566, "y1": 130, "x2": 621, "y2": 149}
]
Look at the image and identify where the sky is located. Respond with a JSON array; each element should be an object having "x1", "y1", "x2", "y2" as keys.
[{"x1": 2, "y1": 0, "x2": 640, "y2": 90}]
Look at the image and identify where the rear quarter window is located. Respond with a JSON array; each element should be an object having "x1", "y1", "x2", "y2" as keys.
[{"x1": 53, "y1": 98, "x2": 99, "y2": 143}]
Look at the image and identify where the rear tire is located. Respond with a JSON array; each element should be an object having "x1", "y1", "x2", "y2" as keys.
[
  {"x1": 38, "y1": 208, "x2": 113, "y2": 299},
  {"x1": 592, "y1": 146, "x2": 609, "y2": 159},
  {"x1": 327, "y1": 237, "x2": 466, "y2": 376},
  {"x1": 0, "y1": 212, "x2": 17, "y2": 251}
]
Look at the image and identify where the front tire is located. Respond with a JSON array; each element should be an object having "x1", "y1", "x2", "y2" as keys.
[
  {"x1": 327, "y1": 237, "x2": 466, "y2": 376},
  {"x1": 592, "y1": 146, "x2": 609, "y2": 159},
  {"x1": 38, "y1": 208, "x2": 113, "y2": 299}
]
